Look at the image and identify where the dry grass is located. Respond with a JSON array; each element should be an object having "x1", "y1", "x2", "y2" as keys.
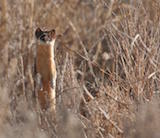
[
  {"x1": 0, "y1": 0, "x2": 160, "y2": 137},
  {"x1": 124, "y1": 97, "x2": 160, "y2": 138}
]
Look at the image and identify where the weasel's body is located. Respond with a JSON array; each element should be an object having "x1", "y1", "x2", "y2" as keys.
[{"x1": 35, "y1": 28, "x2": 57, "y2": 110}]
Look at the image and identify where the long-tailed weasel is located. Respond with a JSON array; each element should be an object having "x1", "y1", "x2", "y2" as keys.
[{"x1": 35, "y1": 27, "x2": 57, "y2": 111}]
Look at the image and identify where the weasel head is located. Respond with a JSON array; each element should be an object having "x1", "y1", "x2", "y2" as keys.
[{"x1": 35, "y1": 28, "x2": 56, "y2": 46}]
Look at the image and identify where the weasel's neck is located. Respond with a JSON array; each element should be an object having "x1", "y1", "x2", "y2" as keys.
[{"x1": 37, "y1": 39, "x2": 56, "y2": 60}]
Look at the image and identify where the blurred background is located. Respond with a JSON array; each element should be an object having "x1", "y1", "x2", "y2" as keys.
[{"x1": 0, "y1": 0, "x2": 160, "y2": 137}]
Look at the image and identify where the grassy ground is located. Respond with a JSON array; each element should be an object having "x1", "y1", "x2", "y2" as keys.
[{"x1": 0, "y1": 0, "x2": 160, "y2": 137}]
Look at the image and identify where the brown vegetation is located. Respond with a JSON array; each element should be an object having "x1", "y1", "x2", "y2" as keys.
[{"x1": 0, "y1": 0, "x2": 160, "y2": 137}]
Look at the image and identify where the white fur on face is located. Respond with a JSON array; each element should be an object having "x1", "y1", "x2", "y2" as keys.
[
  {"x1": 48, "y1": 39, "x2": 56, "y2": 47},
  {"x1": 37, "y1": 39, "x2": 56, "y2": 47}
]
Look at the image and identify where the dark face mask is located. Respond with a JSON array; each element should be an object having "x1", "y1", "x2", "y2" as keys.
[{"x1": 35, "y1": 28, "x2": 56, "y2": 43}]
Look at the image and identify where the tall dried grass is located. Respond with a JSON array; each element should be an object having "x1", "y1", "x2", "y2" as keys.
[{"x1": 0, "y1": 0, "x2": 160, "y2": 137}]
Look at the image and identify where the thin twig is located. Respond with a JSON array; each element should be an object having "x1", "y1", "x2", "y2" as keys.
[
  {"x1": 83, "y1": 85, "x2": 94, "y2": 100},
  {"x1": 98, "y1": 107, "x2": 123, "y2": 134},
  {"x1": 20, "y1": 55, "x2": 26, "y2": 100}
]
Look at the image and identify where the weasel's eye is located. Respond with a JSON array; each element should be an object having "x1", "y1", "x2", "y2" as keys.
[{"x1": 39, "y1": 34, "x2": 46, "y2": 42}]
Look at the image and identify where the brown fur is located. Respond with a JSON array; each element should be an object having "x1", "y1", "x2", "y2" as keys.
[{"x1": 36, "y1": 41, "x2": 56, "y2": 110}]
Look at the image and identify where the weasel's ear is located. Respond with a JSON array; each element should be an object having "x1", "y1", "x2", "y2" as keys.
[
  {"x1": 48, "y1": 29, "x2": 56, "y2": 39},
  {"x1": 35, "y1": 28, "x2": 43, "y2": 39}
]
